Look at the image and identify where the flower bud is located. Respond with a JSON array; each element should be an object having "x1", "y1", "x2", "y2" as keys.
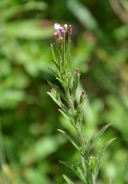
[
  {"x1": 82, "y1": 90, "x2": 85, "y2": 95},
  {"x1": 68, "y1": 25, "x2": 72, "y2": 36},
  {"x1": 60, "y1": 29, "x2": 65, "y2": 38},
  {"x1": 64, "y1": 24, "x2": 68, "y2": 31},
  {"x1": 89, "y1": 156, "x2": 98, "y2": 172},
  {"x1": 76, "y1": 68, "x2": 79, "y2": 74},
  {"x1": 80, "y1": 90, "x2": 85, "y2": 103},
  {"x1": 54, "y1": 31, "x2": 60, "y2": 43}
]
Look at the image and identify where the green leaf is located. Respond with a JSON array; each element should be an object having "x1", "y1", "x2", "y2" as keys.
[
  {"x1": 63, "y1": 175, "x2": 74, "y2": 184},
  {"x1": 51, "y1": 44, "x2": 57, "y2": 64},
  {"x1": 60, "y1": 161, "x2": 87, "y2": 183},
  {"x1": 47, "y1": 81, "x2": 57, "y2": 89},
  {"x1": 65, "y1": 38, "x2": 71, "y2": 66},
  {"x1": 47, "y1": 92, "x2": 61, "y2": 107},
  {"x1": 90, "y1": 123, "x2": 112, "y2": 149},
  {"x1": 94, "y1": 138, "x2": 116, "y2": 179},
  {"x1": 76, "y1": 100, "x2": 85, "y2": 112},
  {"x1": 71, "y1": 74, "x2": 77, "y2": 98},
  {"x1": 48, "y1": 68, "x2": 59, "y2": 78},
  {"x1": 58, "y1": 129, "x2": 80, "y2": 152},
  {"x1": 56, "y1": 78, "x2": 67, "y2": 88},
  {"x1": 60, "y1": 104, "x2": 75, "y2": 125},
  {"x1": 89, "y1": 156, "x2": 98, "y2": 172},
  {"x1": 68, "y1": 73, "x2": 74, "y2": 86},
  {"x1": 76, "y1": 166, "x2": 87, "y2": 183},
  {"x1": 51, "y1": 59, "x2": 60, "y2": 71},
  {"x1": 58, "y1": 109, "x2": 70, "y2": 121},
  {"x1": 47, "y1": 81, "x2": 67, "y2": 101}
]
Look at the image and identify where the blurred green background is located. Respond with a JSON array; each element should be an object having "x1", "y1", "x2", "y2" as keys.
[{"x1": 0, "y1": 0, "x2": 128, "y2": 183}]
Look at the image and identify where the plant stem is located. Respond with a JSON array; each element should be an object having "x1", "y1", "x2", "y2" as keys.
[
  {"x1": 63, "y1": 36, "x2": 65, "y2": 66},
  {"x1": 91, "y1": 173, "x2": 95, "y2": 184},
  {"x1": 81, "y1": 155, "x2": 86, "y2": 177},
  {"x1": 65, "y1": 87, "x2": 75, "y2": 112},
  {"x1": 76, "y1": 121, "x2": 88, "y2": 179}
]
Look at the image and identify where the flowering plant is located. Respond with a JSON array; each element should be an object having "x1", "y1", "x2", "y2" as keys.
[{"x1": 48, "y1": 23, "x2": 115, "y2": 184}]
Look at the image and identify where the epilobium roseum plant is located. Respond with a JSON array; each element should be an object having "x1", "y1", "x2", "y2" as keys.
[{"x1": 48, "y1": 23, "x2": 115, "y2": 184}]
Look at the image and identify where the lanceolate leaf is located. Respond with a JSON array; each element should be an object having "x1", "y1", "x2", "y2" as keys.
[
  {"x1": 68, "y1": 73, "x2": 74, "y2": 86},
  {"x1": 76, "y1": 100, "x2": 85, "y2": 113},
  {"x1": 60, "y1": 161, "x2": 88, "y2": 184},
  {"x1": 47, "y1": 81, "x2": 67, "y2": 101},
  {"x1": 48, "y1": 67, "x2": 59, "y2": 78},
  {"x1": 58, "y1": 109, "x2": 70, "y2": 121},
  {"x1": 90, "y1": 123, "x2": 112, "y2": 149},
  {"x1": 47, "y1": 92, "x2": 61, "y2": 107},
  {"x1": 51, "y1": 59, "x2": 60, "y2": 71},
  {"x1": 94, "y1": 138, "x2": 116, "y2": 179},
  {"x1": 63, "y1": 175, "x2": 74, "y2": 184},
  {"x1": 56, "y1": 78, "x2": 67, "y2": 88},
  {"x1": 58, "y1": 129, "x2": 80, "y2": 152},
  {"x1": 60, "y1": 104, "x2": 75, "y2": 125},
  {"x1": 71, "y1": 74, "x2": 77, "y2": 97},
  {"x1": 47, "y1": 81, "x2": 57, "y2": 89},
  {"x1": 51, "y1": 44, "x2": 57, "y2": 63},
  {"x1": 76, "y1": 166, "x2": 88, "y2": 183}
]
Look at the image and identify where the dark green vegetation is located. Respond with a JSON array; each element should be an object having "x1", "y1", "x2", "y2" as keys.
[{"x1": 0, "y1": 0, "x2": 128, "y2": 183}]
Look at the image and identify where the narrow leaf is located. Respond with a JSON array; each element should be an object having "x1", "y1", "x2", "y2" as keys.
[
  {"x1": 76, "y1": 166, "x2": 87, "y2": 183},
  {"x1": 58, "y1": 129, "x2": 80, "y2": 152},
  {"x1": 61, "y1": 104, "x2": 75, "y2": 125},
  {"x1": 91, "y1": 123, "x2": 112, "y2": 148},
  {"x1": 51, "y1": 59, "x2": 60, "y2": 71},
  {"x1": 63, "y1": 175, "x2": 74, "y2": 184},
  {"x1": 47, "y1": 81, "x2": 57, "y2": 89},
  {"x1": 51, "y1": 44, "x2": 57, "y2": 63},
  {"x1": 76, "y1": 100, "x2": 85, "y2": 112},
  {"x1": 56, "y1": 78, "x2": 67, "y2": 88},
  {"x1": 48, "y1": 68, "x2": 59, "y2": 78},
  {"x1": 94, "y1": 138, "x2": 116, "y2": 179},
  {"x1": 58, "y1": 109, "x2": 70, "y2": 121},
  {"x1": 68, "y1": 73, "x2": 74, "y2": 86},
  {"x1": 47, "y1": 92, "x2": 61, "y2": 107},
  {"x1": 60, "y1": 161, "x2": 87, "y2": 183},
  {"x1": 47, "y1": 81, "x2": 67, "y2": 101}
]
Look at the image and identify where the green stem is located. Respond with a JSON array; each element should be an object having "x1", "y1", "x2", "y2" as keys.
[
  {"x1": 63, "y1": 36, "x2": 65, "y2": 65},
  {"x1": 76, "y1": 121, "x2": 88, "y2": 179},
  {"x1": 76, "y1": 121, "x2": 96, "y2": 184},
  {"x1": 81, "y1": 155, "x2": 86, "y2": 178},
  {"x1": 50, "y1": 43, "x2": 56, "y2": 63},
  {"x1": 90, "y1": 173, "x2": 95, "y2": 184},
  {"x1": 65, "y1": 88, "x2": 75, "y2": 112}
]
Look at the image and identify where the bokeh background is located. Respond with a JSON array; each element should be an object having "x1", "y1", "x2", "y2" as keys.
[{"x1": 0, "y1": 0, "x2": 128, "y2": 183}]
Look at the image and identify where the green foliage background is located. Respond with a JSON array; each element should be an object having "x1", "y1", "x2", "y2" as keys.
[{"x1": 0, "y1": 0, "x2": 128, "y2": 183}]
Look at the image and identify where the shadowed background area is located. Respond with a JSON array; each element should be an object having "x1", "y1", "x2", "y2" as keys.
[{"x1": 0, "y1": 0, "x2": 128, "y2": 183}]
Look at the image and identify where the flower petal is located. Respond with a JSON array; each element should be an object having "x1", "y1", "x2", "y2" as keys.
[{"x1": 54, "y1": 23, "x2": 60, "y2": 30}]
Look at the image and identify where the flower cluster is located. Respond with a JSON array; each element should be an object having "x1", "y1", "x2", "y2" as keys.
[{"x1": 54, "y1": 23, "x2": 72, "y2": 43}]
